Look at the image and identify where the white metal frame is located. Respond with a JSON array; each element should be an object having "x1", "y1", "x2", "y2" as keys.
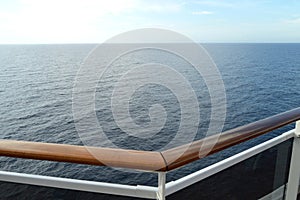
[
  {"x1": 285, "y1": 121, "x2": 300, "y2": 200},
  {"x1": 0, "y1": 171, "x2": 157, "y2": 199},
  {"x1": 157, "y1": 172, "x2": 166, "y2": 200},
  {"x1": 0, "y1": 127, "x2": 299, "y2": 200}
]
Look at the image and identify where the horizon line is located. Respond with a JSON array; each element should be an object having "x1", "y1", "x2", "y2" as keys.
[{"x1": 0, "y1": 42, "x2": 300, "y2": 45}]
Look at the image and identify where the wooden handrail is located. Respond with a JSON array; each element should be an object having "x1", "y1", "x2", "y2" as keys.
[
  {"x1": 0, "y1": 140, "x2": 167, "y2": 171},
  {"x1": 0, "y1": 107, "x2": 300, "y2": 172},
  {"x1": 161, "y1": 107, "x2": 300, "y2": 171}
]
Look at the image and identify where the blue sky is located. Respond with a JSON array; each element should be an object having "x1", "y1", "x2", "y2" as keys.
[{"x1": 0, "y1": 0, "x2": 299, "y2": 43}]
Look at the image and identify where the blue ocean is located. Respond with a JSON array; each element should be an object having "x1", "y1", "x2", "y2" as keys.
[{"x1": 0, "y1": 43, "x2": 299, "y2": 189}]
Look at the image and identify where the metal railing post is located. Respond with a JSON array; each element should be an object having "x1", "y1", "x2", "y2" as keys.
[
  {"x1": 285, "y1": 121, "x2": 300, "y2": 200},
  {"x1": 157, "y1": 172, "x2": 166, "y2": 200}
]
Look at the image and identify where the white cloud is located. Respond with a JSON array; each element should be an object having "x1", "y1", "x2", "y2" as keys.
[
  {"x1": 192, "y1": 11, "x2": 213, "y2": 15},
  {"x1": 0, "y1": 0, "x2": 184, "y2": 43},
  {"x1": 136, "y1": 1, "x2": 183, "y2": 12},
  {"x1": 284, "y1": 18, "x2": 300, "y2": 24},
  {"x1": 195, "y1": 1, "x2": 234, "y2": 8}
]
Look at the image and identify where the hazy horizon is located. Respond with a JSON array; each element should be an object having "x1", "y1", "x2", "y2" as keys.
[{"x1": 1, "y1": 42, "x2": 300, "y2": 45}]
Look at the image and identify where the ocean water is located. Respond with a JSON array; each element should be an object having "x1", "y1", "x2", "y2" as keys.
[{"x1": 0, "y1": 43, "x2": 299, "y2": 187}]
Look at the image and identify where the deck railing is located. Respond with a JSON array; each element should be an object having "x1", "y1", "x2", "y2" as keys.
[{"x1": 0, "y1": 107, "x2": 300, "y2": 199}]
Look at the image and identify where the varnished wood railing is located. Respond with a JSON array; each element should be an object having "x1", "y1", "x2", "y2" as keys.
[
  {"x1": 0, "y1": 140, "x2": 167, "y2": 171},
  {"x1": 162, "y1": 107, "x2": 300, "y2": 170},
  {"x1": 1, "y1": 107, "x2": 300, "y2": 172}
]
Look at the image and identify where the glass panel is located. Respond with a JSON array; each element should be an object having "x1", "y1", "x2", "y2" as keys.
[
  {"x1": 0, "y1": 181, "x2": 148, "y2": 200},
  {"x1": 167, "y1": 138, "x2": 293, "y2": 200},
  {"x1": 298, "y1": 185, "x2": 300, "y2": 200}
]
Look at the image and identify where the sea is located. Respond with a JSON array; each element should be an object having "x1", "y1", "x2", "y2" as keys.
[{"x1": 0, "y1": 43, "x2": 299, "y2": 190}]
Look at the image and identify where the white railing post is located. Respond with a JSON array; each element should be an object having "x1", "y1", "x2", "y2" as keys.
[
  {"x1": 285, "y1": 121, "x2": 300, "y2": 200},
  {"x1": 157, "y1": 172, "x2": 166, "y2": 200}
]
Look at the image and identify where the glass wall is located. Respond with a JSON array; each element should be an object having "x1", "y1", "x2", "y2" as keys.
[
  {"x1": 0, "y1": 181, "x2": 148, "y2": 200},
  {"x1": 167, "y1": 139, "x2": 293, "y2": 200}
]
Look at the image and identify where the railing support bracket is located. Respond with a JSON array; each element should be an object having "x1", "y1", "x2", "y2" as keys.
[
  {"x1": 157, "y1": 172, "x2": 166, "y2": 200},
  {"x1": 295, "y1": 121, "x2": 300, "y2": 137}
]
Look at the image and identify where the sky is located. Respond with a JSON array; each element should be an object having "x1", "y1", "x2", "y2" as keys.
[{"x1": 0, "y1": 0, "x2": 300, "y2": 44}]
